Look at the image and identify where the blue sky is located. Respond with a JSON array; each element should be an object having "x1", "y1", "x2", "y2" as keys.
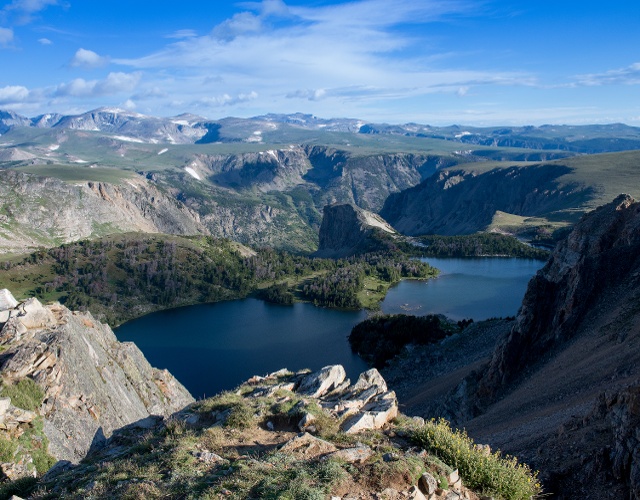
[{"x1": 0, "y1": 0, "x2": 639, "y2": 125}]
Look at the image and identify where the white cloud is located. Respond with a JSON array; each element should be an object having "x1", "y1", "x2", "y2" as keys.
[
  {"x1": 574, "y1": 62, "x2": 640, "y2": 86},
  {"x1": 0, "y1": 85, "x2": 30, "y2": 104},
  {"x1": 0, "y1": 27, "x2": 13, "y2": 46},
  {"x1": 286, "y1": 88, "x2": 328, "y2": 101},
  {"x1": 2, "y1": 0, "x2": 60, "y2": 25},
  {"x1": 122, "y1": 98, "x2": 137, "y2": 110},
  {"x1": 4, "y1": 0, "x2": 59, "y2": 13},
  {"x1": 54, "y1": 72, "x2": 141, "y2": 97},
  {"x1": 197, "y1": 91, "x2": 258, "y2": 107},
  {"x1": 38, "y1": 37, "x2": 52, "y2": 45},
  {"x1": 70, "y1": 48, "x2": 109, "y2": 68},
  {"x1": 211, "y1": 12, "x2": 262, "y2": 40}
]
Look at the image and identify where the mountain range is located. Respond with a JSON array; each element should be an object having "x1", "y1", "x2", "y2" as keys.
[{"x1": 2, "y1": 108, "x2": 640, "y2": 255}]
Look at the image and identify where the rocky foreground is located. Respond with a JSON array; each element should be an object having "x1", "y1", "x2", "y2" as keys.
[
  {"x1": 0, "y1": 290, "x2": 539, "y2": 498},
  {"x1": 14, "y1": 364, "x2": 537, "y2": 499}
]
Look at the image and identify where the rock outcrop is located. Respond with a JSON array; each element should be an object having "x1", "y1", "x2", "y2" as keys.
[
  {"x1": 315, "y1": 203, "x2": 398, "y2": 258},
  {"x1": 35, "y1": 365, "x2": 492, "y2": 499},
  {"x1": 0, "y1": 290, "x2": 194, "y2": 465}
]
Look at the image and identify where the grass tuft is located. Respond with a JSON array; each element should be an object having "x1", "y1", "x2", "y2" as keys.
[{"x1": 0, "y1": 378, "x2": 44, "y2": 412}]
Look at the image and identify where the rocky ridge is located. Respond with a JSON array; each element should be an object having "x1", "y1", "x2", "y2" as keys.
[
  {"x1": 0, "y1": 290, "x2": 194, "y2": 473},
  {"x1": 31, "y1": 364, "x2": 505, "y2": 500}
]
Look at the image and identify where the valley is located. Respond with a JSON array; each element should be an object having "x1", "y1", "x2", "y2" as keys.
[{"x1": 1, "y1": 108, "x2": 640, "y2": 499}]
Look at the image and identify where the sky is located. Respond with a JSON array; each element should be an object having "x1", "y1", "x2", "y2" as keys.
[{"x1": 0, "y1": 0, "x2": 639, "y2": 126}]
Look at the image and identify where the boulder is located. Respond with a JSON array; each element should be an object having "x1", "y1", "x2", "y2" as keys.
[
  {"x1": 340, "y1": 391, "x2": 399, "y2": 434},
  {"x1": 297, "y1": 365, "x2": 347, "y2": 398},
  {"x1": 419, "y1": 472, "x2": 438, "y2": 496},
  {"x1": 16, "y1": 298, "x2": 56, "y2": 330},
  {"x1": 352, "y1": 368, "x2": 388, "y2": 393},
  {"x1": 279, "y1": 432, "x2": 337, "y2": 458},
  {"x1": 0, "y1": 289, "x2": 18, "y2": 311},
  {"x1": 327, "y1": 444, "x2": 373, "y2": 464}
]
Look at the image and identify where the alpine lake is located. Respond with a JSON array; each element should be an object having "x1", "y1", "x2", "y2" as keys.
[{"x1": 115, "y1": 257, "x2": 544, "y2": 398}]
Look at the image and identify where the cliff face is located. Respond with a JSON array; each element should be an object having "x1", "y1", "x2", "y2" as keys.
[
  {"x1": 465, "y1": 195, "x2": 640, "y2": 498},
  {"x1": 380, "y1": 164, "x2": 595, "y2": 235},
  {"x1": 478, "y1": 194, "x2": 640, "y2": 401},
  {"x1": 380, "y1": 195, "x2": 640, "y2": 498},
  {"x1": 0, "y1": 170, "x2": 207, "y2": 253},
  {"x1": 0, "y1": 292, "x2": 194, "y2": 464},
  {"x1": 315, "y1": 203, "x2": 397, "y2": 258}
]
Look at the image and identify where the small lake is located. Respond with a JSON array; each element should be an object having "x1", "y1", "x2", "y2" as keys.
[{"x1": 115, "y1": 257, "x2": 544, "y2": 397}]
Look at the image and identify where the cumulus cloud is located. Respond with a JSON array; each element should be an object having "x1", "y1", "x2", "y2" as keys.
[
  {"x1": 0, "y1": 85, "x2": 30, "y2": 104},
  {"x1": 70, "y1": 48, "x2": 109, "y2": 68},
  {"x1": 0, "y1": 27, "x2": 13, "y2": 46},
  {"x1": 54, "y1": 72, "x2": 141, "y2": 97},
  {"x1": 574, "y1": 62, "x2": 640, "y2": 86},
  {"x1": 38, "y1": 37, "x2": 52, "y2": 45},
  {"x1": 122, "y1": 98, "x2": 136, "y2": 110}
]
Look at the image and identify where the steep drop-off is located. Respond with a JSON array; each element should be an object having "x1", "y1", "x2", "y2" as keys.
[{"x1": 384, "y1": 195, "x2": 640, "y2": 498}]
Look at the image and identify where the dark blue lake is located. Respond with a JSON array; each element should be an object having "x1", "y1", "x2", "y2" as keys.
[
  {"x1": 115, "y1": 299, "x2": 368, "y2": 399},
  {"x1": 115, "y1": 257, "x2": 544, "y2": 397},
  {"x1": 381, "y1": 257, "x2": 543, "y2": 321}
]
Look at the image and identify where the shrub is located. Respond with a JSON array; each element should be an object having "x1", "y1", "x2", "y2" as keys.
[{"x1": 410, "y1": 419, "x2": 541, "y2": 500}]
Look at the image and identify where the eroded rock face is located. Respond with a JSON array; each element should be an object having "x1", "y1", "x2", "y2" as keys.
[
  {"x1": 315, "y1": 203, "x2": 397, "y2": 258},
  {"x1": 0, "y1": 294, "x2": 194, "y2": 463},
  {"x1": 0, "y1": 170, "x2": 207, "y2": 254}
]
